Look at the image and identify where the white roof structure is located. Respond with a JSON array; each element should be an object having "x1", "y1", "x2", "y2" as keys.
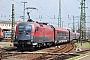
[{"x1": 0, "y1": 20, "x2": 22, "y2": 30}]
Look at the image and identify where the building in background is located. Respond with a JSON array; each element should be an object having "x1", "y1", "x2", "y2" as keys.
[{"x1": 0, "y1": 20, "x2": 22, "y2": 38}]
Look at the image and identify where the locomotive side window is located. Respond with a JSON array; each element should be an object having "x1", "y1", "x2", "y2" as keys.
[{"x1": 35, "y1": 27, "x2": 39, "y2": 32}]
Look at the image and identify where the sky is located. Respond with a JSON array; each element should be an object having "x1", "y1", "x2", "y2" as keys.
[{"x1": 0, "y1": 0, "x2": 90, "y2": 29}]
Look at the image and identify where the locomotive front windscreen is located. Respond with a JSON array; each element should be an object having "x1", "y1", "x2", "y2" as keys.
[
  {"x1": 17, "y1": 25, "x2": 33, "y2": 40},
  {"x1": 18, "y1": 25, "x2": 32, "y2": 33}
]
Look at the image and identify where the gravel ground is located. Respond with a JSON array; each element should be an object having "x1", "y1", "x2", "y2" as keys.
[
  {"x1": 1, "y1": 43, "x2": 75, "y2": 60},
  {"x1": 2, "y1": 54, "x2": 42, "y2": 60}
]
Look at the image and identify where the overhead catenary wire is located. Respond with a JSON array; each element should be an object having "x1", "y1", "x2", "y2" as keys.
[
  {"x1": 11, "y1": 0, "x2": 24, "y2": 14},
  {"x1": 0, "y1": 0, "x2": 24, "y2": 19},
  {"x1": 0, "y1": 0, "x2": 23, "y2": 12},
  {"x1": 85, "y1": 1, "x2": 90, "y2": 11},
  {"x1": 76, "y1": 0, "x2": 90, "y2": 16},
  {"x1": 56, "y1": 0, "x2": 70, "y2": 18},
  {"x1": 0, "y1": 6, "x2": 21, "y2": 17},
  {"x1": 31, "y1": 0, "x2": 57, "y2": 18},
  {"x1": 11, "y1": 0, "x2": 23, "y2": 5},
  {"x1": 0, "y1": 0, "x2": 11, "y2": 8},
  {"x1": 37, "y1": 10, "x2": 57, "y2": 20},
  {"x1": 11, "y1": 0, "x2": 54, "y2": 20},
  {"x1": 62, "y1": 0, "x2": 70, "y2": 16},
  {"x1": 0, "y1": 0, "x2": 59, "y2": 21},
  {"x1": 44, "y1": 0, "x2": 55, "y2": 10}
]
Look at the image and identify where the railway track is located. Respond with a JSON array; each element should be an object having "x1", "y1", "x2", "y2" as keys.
[
  {"x1": 34, "y1": 42, "x2": 75, "y2": 60},
  {"x1": 1, "y1": 40, "x2": 90, "y2": 60},
  {"x1": 1, "y1": 42, "x2": 77, "y2": 60},
  {"x1": 2, "y1": 41, "x2": 89, "y2": 60},
  {"x1": 0, "y1": 47, "x2": 18, "y2": 59}
]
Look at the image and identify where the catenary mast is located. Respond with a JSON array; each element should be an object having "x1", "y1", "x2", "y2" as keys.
[
  {"x1": 11, "y1": 4, "x2": 15, "y2": 42},
  {"x1": 22, "y1": 2, "x2": 27, "y2": 22},
  {"x1": 80, "y1": 0, "x2": 86, "y2": 40},
  {"x1": 58, "y1": 0, "x2": 61, "y2": 27}
]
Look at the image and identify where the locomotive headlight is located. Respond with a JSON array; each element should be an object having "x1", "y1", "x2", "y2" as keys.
[
  {"x1": 30, "y1": 36, "x2": 33, "y2": 39},
  {"x1": 30, "y1": 36, "x2": 34, "y2": 42}
]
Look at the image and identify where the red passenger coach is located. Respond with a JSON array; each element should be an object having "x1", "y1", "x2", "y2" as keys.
[{"x1": 54, "y1": 27, "x2": 70, "y2": 44}]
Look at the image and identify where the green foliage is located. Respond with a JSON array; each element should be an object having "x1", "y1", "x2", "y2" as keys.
[
  {"x1": 3, "y1": 46, "x2": 9, "y2": 48},
  {"x1": 75, "y1": 42, "x2": 90, "y2": 49}
]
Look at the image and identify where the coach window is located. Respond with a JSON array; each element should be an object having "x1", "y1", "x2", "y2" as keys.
[
  {"x1": 62, "y1": 32, "x2": 66, "y2": 36},
  {"x1": 66, "y1": 33, "x2": 68, "y2": 36},
  {"x1": 58, "y1": 32, "x2": 62, "y2": 36}
]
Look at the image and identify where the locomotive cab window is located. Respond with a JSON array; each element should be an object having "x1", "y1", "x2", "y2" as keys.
[
  {"x1": 18, "y1": 26, "x2": 24, "y2": 32},
  {"x1": 25, "y1": 25, "x2": 32, "y2": 32}
]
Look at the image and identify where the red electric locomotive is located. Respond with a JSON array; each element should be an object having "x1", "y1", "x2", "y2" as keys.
[{"x1": 14, "y1": 21, "x2": 55, "y2": 49}]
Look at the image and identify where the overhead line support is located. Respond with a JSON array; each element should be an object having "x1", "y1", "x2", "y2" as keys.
[
  {"x1": 22, "y1": 2, "x2": 27, "y2": 22},
  {"x1": 58, "y1": 0, "x2": 61, "y2": 27},
  {"x1": 11, "y1": 4, "x2": 15, "y2": 42},
  {"x1": 80, "y1": 0, "x2": 86, "y2": 41}
]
